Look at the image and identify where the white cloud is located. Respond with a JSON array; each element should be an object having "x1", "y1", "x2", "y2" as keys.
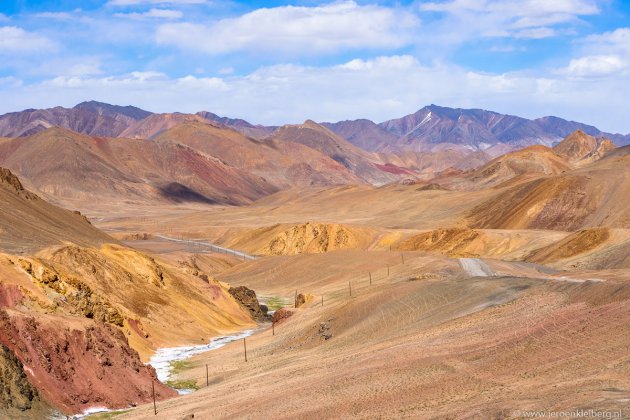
[
  {"x1": 513, "y1": 27, "x2": 556, "y2": 39},
  {"x1": 156, "y1": 1, "x2": 418, "y2": 55},
  {"x1": 582, "y1": 27, "x2": 630, "y2": 54},
  {"x1": 0, "y1": 26, "x2": 57, "y2": 54},
  {"x1": 128, "y1": 71, "x2": 169, "y2": 81},
  {"x1": 566, "y1": 55, "x2": 626, "y2": 76},
  {"x1": 420, "y1": 0, "x2": 599, "y2": 41},
  {"x1": 116, "y1": 8, "x2": 183, "y2": 19},
  {"x1": 562, "y1": 28, "x2": 630, "y2": 77},
  {"x1": 31, "y1": 57, "x2": 105, "y2": 78},
  {"x1": 421, "y1": 0, "x2": 599, "y2": 19},
  {"x1": 2, "y1": 54, "x2": 630, "y2": 133}
]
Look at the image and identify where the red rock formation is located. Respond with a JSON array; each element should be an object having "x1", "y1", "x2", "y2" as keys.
[
  {"x1": 0, "y1": 309, "x2": 176, "y2": 415},
  {"x1": 272, "y1": 308, "x2": 294, "y2": 325}
]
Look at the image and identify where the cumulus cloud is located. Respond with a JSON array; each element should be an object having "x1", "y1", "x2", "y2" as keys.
[
  {"x1": 2, "y1": 55, "x2": 629, "y2": 132},
  {"x1": 0, "y1": 26, "x2": 57, "y2": 54},
  {"x1": 566, "y1": 55, "x2": 626, "y2": 76},
  {"x1": 563, "y1": 28, "x2": 630, "y2": 76},
  {"x1": 420, "y1": 0, "x2": 599, "y2": 40},
  {"x1": 156, "y1": 1, "x2": 418, "y2": 55},
  {"x1": 582, "y1": 27, "x2": 630, "y2": 54}
]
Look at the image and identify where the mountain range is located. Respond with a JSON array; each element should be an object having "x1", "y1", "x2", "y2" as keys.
[
  {"x1": 0, "y1": 101, "x2": 626, "y2": 211},
  {"x1": 1, "y1": 101, "x2": 628, "y2": 151}
]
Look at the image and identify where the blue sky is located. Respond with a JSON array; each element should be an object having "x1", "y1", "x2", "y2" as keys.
[{"x1": 1, "y1": 0, "x2": 630, "y2": 132}]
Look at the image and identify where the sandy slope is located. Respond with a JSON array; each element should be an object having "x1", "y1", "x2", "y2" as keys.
[
  {"x1": 118, "y1": 250, "x2": 630, "y2": 419},
  {"x1": 0, "y1": 167, "x2": 112, "y2": 253}
]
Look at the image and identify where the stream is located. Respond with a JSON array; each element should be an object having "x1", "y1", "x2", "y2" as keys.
[
  {"x1": 52, "y1": 328, "x2": 258, "y2": 419},
  {"x1": 149, "y1": 328, "x2": 256, "y2": 395}
]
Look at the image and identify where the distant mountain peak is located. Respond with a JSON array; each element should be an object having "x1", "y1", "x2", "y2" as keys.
[{"x1": 73, "y1": 101, "x2": 152, "y2": 120}]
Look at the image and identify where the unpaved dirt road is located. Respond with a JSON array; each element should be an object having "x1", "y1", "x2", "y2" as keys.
[
  {"x1": 459, "y1": 258, "x2": 495, "y2": 277},
  {"x1": 155, "y1": 234, "x2": 257, "y2": 260}
]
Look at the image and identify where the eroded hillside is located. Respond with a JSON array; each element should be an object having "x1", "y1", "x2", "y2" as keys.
[{"x1": 0, "y1": 169, "x2": 258, "y2": 417}]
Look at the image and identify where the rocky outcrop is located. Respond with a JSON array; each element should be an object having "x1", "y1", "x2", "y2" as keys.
[
  {"x1": 120, "y1": 233, "x2": 152, "y2": 241},
  {"x1": 264, "y1": 222, "x2": 366, "y2": 255},
  {"x1": 396, "y1": 228, "x2": 481, "y2": 256},
  {"x1": 0, "y1": 309, "x2": 176, "y2": 415},
  {"x1": 0, "y1": 168, "x2": 24, "y2": 192},
  {"x1": 228, "y1": 286, "x2": 268, "y2": 321},
  {"x1": 0, "y1": 167, "x2": 37, "y2": 200},
  {"x1": 66, "y1": 281, "x2": 125, "y2": 326},
  {"x1": 272, "y1": 308, "x2": 294, "y2": 325},
  {"x1": 295, "y1": 293, "x2": 307, "y2": 308},
  {"x1": 18, "y1": 258, "x2": 125, "y2": 326},
  {"x1": 0, "y1": 344, "x2": 39, "y2": 412},
  {"x1": 318, "y1": 322, "x2": 333, "y2": 340}
]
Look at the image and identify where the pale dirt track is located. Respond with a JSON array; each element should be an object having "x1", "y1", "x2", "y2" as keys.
[
  {"x1": 154, "y1": 234, "x2": 257, "y2": 260},
  {"x1": 458, "y1": 257, "x2": 495, "y2": 277}
]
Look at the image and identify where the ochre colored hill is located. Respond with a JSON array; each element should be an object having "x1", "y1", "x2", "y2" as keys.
[
  {"x1": 394, "y1": 227, "x2": 564, "y2": 259},
  {"x1": 466, "y1": 149, "x2": 630, "y2": 230},
  {"x1": 465, "y1": 145, "x2": 571, "y2": 187},
  {"x1": 221, "y1": 222, "x2": 377, "y2": 256},
  {"x1": 270, "y1": 120, "x2": 401, "y2": 185},
  {"x1": 0, "y1": 242, "x2": 255, "y2": 416},
  {"x1": 0, "y1": 167, "x2": 112, "y2": 253},
  {"x1": 526, "y1": 228, "x2": 630, "y2": 270},
  {"x1": 120, "y1": 113, "x2": 212, "y2": 139},
  {"x1": 0, "y1": 170, "x2": 258, "y2": 416},
  {"x1": 0, "y1": 127, "x2": 276, "y2": 206},
  {"x1": 553, "y1": 130, "x2": 615, "y2": 165},
  {"x1": 527, "y1": 228, "x2": 610, "y2": 264},
  {"x1": 377, "y1": 148, "x2": 491, "y2": 180},
  {"x1": 154, "y1": 120, "x2": 364, "y2": 188}
]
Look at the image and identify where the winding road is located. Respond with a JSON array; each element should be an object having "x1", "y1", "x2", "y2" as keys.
[{"x1": 155, "y1": 234, "x2": 257, "y2": 260}]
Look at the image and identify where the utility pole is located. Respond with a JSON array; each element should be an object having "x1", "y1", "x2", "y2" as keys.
[{"x1": 152, "y1": 381, "x2": 157, "y2": 415}]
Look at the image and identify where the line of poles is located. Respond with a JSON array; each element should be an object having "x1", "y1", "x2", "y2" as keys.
[{"x1": 150, "y1": 251, "x2": 411, "y2": 414}]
